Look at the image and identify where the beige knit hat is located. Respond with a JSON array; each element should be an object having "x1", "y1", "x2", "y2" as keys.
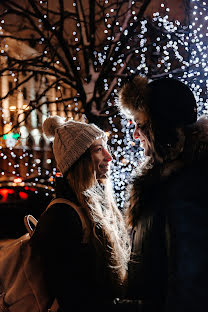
[{"x1": 43, "y1": 116, "x2": 107, "y2": 175}]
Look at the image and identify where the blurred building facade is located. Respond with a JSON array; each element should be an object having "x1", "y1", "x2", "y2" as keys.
[{"x1": 0, "y1": 33, "x2": 84, "y2": 182}]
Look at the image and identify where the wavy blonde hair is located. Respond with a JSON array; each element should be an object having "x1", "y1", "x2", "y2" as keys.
[{"x1": 66, "y1": 149, "x2": 130, "y2": 292}]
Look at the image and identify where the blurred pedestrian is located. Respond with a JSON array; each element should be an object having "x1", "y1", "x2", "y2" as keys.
[
  {"x1": 30, "y1": 116, "x2": 131, "y2": 312},
  {"x1": 118, "y1": 76, "x2": 208, "y2": 312}
]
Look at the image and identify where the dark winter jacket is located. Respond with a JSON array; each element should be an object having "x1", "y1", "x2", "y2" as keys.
[
  {"x1": 30, "y1": 177, "x2": 119, "y2": 312},
  {"x1": 127, "y1": 118, "x2": 208, "y2": 312}
]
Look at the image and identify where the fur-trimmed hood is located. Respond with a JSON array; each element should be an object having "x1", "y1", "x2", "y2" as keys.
[{"x1": 126, "y1": 116, "x2": 208, "y2": 227}]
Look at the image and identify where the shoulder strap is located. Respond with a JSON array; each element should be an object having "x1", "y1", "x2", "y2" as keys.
[
  {"x1": 46, "y1": 198, "x2": 90, "y2": 243},
  {"x1": 24, "y1": 215, "x2": 38, "y2": 237}
]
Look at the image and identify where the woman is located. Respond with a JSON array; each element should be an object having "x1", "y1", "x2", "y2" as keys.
[
  {"x1": 30, "y1": 116, "x2": 130, "y2": 312},
  {"x1": 118, "y1": 76, "x2": 208, "y2": 312}
]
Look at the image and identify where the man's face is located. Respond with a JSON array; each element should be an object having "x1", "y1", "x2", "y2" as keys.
[
  {"x1": 133, "y1": 111, "x2": 150, "y2": 156},
  {"x1": 90, "y1": 138, "x2": 112, "y2": 179}
]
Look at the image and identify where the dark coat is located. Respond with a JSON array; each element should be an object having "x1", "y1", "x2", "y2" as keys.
[
  {"x1": 127, "y1": 118, "x2": 208, "y2": 312},
  {"x1": 30, "y1": 178, "x2": 118, "y2": 312}
]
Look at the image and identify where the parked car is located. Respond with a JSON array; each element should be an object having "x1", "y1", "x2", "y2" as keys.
[{"x1": 0, "y1": 180, "x2": 55, "y2": 239}]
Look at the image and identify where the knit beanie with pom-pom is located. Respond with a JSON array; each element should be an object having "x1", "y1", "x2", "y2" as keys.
[{"x1": 43, "y1": 116, "x2": 107, "y2": 175}]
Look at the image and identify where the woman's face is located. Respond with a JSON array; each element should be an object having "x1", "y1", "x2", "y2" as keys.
[
  {"x1": 90, "y1": 138, "x2": 112, "y2": 179},
  {"x1": 133, "y1": 111, "x2": 151, "y2": 156}
]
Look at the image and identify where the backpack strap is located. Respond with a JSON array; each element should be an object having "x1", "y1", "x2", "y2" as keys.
[
  {"x1": 46, "y1": 198, "x2": 90, "y2": 244},
  {"x1": 24, "y1": 215, "x2": 38, "y2": 237},
  {"x1": 24, "y1": 198, "x2": 90, "y2": 243}
]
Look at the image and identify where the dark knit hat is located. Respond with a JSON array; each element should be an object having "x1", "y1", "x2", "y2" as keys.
[
  {"x1": 43, "y1": 116, "x2": 107, "y2": 175},
  {"x1": 146, "y1": 78, "x2": 197, "y2": 129}
]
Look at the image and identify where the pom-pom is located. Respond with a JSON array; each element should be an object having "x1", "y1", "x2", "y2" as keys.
[{"x1": 43, "y1": 116, "x2": 65, "y2": 139}]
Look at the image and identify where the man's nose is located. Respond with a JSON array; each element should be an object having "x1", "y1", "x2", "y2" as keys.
[{"x1": 133, "y1": 125, "x2": 141, "y2": 140}]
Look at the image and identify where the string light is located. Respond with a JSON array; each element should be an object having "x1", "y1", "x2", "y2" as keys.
[
  {"x1": 0, "y1": 1, "x2": 207, "y2": 205},
  {"x1": 110, "y1": 1, "x2": 208, "y2": 208}
]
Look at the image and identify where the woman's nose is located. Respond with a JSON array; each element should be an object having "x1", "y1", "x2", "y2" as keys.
[{"x1": 104, "y1": 149, "x2": 112, "y2": 162}]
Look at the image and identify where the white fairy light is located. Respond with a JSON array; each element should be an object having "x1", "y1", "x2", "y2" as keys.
[{"x1": 1, "y1": 1, "x2": 207, "y2": 204}]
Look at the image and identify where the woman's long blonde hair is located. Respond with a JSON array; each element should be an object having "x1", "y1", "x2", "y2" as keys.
[{"x1": 66, "y1": 148, "x2": 130, "y2": 289}]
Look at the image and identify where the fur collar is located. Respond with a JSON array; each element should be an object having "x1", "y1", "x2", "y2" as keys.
[{"x1": 126, "y1": 117, "x2": 208, "y2": 227}]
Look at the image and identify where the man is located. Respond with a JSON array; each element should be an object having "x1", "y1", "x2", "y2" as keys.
[{"x1": 118, "y1": 76, "x2": 208, "y2": 312}]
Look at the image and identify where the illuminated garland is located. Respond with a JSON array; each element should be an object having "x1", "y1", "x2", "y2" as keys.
[
  {"x1": 0, "y1": 2, "x2": 207, "y2": 206},
  {"x1": 110, "y1": 1, "x2": 208, "y2": 208}
]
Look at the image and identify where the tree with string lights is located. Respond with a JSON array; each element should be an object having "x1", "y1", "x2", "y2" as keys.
[
  {"x1": 0, "y1": 0, "x2": 190, "y2": 128},
  {"x1": 181, "y1": 0, "x2": 208, "y2": 117},
  {"x1": 0, "y1": 0, "x2": 152, "y2": 184},
  {"x1": 0, "y1": 0, "x2": 197, "y2": 206},
  {"x1": 0, "y1": 0, "x2": 154, "y2": 128}
]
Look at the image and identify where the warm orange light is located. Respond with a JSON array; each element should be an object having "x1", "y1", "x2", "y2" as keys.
[
  {"x1": 23, "y1": 104, "x2": 30, "y2": 110},
  {"x1": 121, "y1": 158, "x2": 129, "y2": 164},
  {"x1": 9, "y1": 105, "x2": 16, "y2": 111},
  {"x1": 13, "y1": 177, "x2": 23, "y2": 183},
  {"x1": 55, "y1": 172, "x2": 62, "y2": 177}
]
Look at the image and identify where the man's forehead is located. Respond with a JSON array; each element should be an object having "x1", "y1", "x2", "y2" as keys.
[{"x1": 133, "y1": 110, "x2": 148, "y2": 123}]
